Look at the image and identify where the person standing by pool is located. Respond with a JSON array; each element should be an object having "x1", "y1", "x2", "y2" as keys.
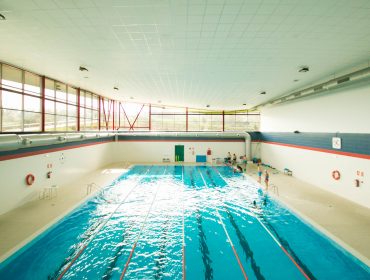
[
  {"x1": 225, "y1": 152, "x2": 231, "y2": 164},
  {"x1": 264, "y1": 170, "x2": 270, "y2": 190},
  {"x1": 232, "y1": 153, "x2": 237, "y2": 165},
  {"x1": 257, "y1": 164, "x2": 262, "y2": 183}
]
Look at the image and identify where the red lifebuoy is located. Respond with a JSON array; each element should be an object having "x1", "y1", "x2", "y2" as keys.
[
  {"x1": 26, "y1": 174, "x2": 35, "y2": 186},
  {"x1": 332, "y1": 170, "x2": 340, "y2": 180}
]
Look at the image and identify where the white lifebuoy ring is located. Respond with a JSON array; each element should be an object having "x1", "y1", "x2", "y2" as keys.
[
  {"x1": 332, "y1": 170, "x2": 340, "y2": 180},
  {"x1": 26, "y1": 174, "x2": 35, "y2": 186}
]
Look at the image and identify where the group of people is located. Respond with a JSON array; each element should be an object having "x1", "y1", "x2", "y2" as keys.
[
  {"x1": 225, "y1": 152, "x2": 237, "y2": 165},
  {"x1": 225, "y1": 152, "x2": 247, "y2": 173},
  {"x1": 224, "y1": 152, "x2": 270, "y2": 190}
]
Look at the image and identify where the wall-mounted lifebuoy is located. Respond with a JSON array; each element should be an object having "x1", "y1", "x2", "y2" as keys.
[
  {"x1": 332, "y1": 170, "x2": 340, "y2": 180},
  {"x1": 26, "y1": 174, "x2": 35, "y2": 186}
]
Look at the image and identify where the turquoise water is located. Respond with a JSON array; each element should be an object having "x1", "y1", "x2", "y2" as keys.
[{"x1": 0, "y1": 165, "x2": 369, "y2": 279}]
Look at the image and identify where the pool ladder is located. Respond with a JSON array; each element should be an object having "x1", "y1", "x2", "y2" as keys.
[
  {"x1": 86, "y1": 183, "x2": 100, "y2": 195},
  {"x1": 270, "y1": 184, "x2": 279, "y2": 196}
]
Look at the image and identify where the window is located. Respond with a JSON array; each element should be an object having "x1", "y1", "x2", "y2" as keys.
[
  {"x1": 1, "y1": 62, "x2": 261, "y2": 133},
  {"x1": 0, "y1": 65, "x2": 42, "y2": 132},
  {"x1": 80, "y1": 91, "x2": 99, "y2": 131}
]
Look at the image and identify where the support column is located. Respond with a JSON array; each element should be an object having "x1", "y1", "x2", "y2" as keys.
[
  {"x1": 41, "y1": 76, "x2": 46, "y2": 132},
  {"x1": 186, "y1": 107, "x2": 188, "y2": 132},
  {"x1": 149, "y1": 104, "x2": 152, "y2": 131},
  {"x1": 98, "y1": 96, "x2": 101, "y2": 130},
  {"x1": 77, "y1": 88, "x2": 80, "y2": 131}
]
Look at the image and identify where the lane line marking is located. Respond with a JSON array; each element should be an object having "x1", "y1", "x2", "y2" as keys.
[
  {"x1": 57, "y1": 167, "x2": 152, "y2": 280},
  {"x1": 182, "y1": 165, "x2": 186, "y2": 280},
  {"x1": 197, "y1": 167, "x2": 248, "y2": 280},
  {"x1": 213, "y1": 166, "x2": 311, "y2": 280},
  {"x1": 120, "y1": 179, "x2": 161, "y2": 279}
]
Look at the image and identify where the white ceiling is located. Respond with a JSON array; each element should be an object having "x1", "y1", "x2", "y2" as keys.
[{"x1": 0, "y1": 0, "x2": 369, "y2": 110}]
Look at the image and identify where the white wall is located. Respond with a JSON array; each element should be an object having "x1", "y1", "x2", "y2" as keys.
[
  {"x1": 260, "y1": 81, "x2": 370, "y2": 208},
  {"x1": 0, "y1": 142, "x2": 115, "y2": 215},
  {"x1": 260, "y1": 80, "x2": 370, "y2": 133},
  {"x1": 261, "y1": 143, "x2": 370, "y2": 208},
  {"x1": 113, "y1": 141, "x2": 246, "y2": 163}
]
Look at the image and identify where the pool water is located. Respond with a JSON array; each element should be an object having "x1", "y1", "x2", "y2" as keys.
[{"x1": 0, "y1": 165, "x2": 369, "y2": 279}]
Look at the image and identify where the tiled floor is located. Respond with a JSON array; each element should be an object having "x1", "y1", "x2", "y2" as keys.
[
  {"x1": 0, "y1": 162, "x2": 369, "y2": 267},
  {"x1": 0, "y1": 162, "x2": 131, "y2": 262}
]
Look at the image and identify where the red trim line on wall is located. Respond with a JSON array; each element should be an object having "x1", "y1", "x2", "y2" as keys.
[{"x1": 262, "y1": 141, "x2": 370, "y2": 160}]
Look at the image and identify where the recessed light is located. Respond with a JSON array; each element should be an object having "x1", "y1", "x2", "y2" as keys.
[
  {"x1": 114, "y1": 87, "x2": 119, "y2": 90},
  {"x1": 293, "y1": 79, "x2": 299, "y2": 82},
  {"x1": 84, "y1": 76, "x2": 88, "y2": 79},
  {"x1": 206, "y1": 105, "x2": 210, "y2": 108},
  {"x1": 0, "y1": 14, "x2": 6, "y2": 20},
  {"x1": 260, "y1": 91, "x2": 266, "y2": 95},
  {"x1": 298, "y1": 66, "x2": 309, "y2": 73},
  {"x1": 242, "y1": 103, "x2": 247, "y2": 106},
  {"x1": 130, "y1": 97, "x2": 134, "y2": 99},
  {"x1": 79, "y1": 66, "x2": 88, "y2": 72}
]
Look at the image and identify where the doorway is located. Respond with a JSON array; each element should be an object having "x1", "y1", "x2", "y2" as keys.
[{"x1": 175, "y1": 145, "x2": 184, "y2": 162}]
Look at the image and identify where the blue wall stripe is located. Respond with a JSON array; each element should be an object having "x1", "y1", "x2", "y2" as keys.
[{"x1": 260, "y1": 132, "x2": 370, "y2": 156}]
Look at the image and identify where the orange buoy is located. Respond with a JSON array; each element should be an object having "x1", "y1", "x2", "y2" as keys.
[
  {"x1": 332, "y1": 170, "x2": 340, "y2": 180},
  {"x1": 25, "y1": 174, "x2": 35, "y2": 186}
]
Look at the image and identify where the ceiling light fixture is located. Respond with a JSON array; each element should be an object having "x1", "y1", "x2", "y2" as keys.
[
  {"x1": 293, "y1": 79, "x2": 299, "y2": 82},
  {"x1": 0, "y1": 14, "x2": 6, "y2": 20},
  {"x1": 242, "y1": 103, "x2": 247, "y2": 106},
  {"x1": 260, "y1": 91, "x2": 266, "y2": 95},
  {"x1": 206, "y1": 105, "x2": 210, "y2": 108},
  {"x1": 298, "y1": 66, "x2": 309, "y2": 73},
  {"x1": 114, "y1": 87, "x2": 119, "y2": 90},
  {"x1": 79, "y1": 66, "x2": 88, "y2": 72}
]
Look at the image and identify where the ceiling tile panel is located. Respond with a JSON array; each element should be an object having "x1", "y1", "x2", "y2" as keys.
[{"x1": 0, "y1": 0, "x2": 369, "y2": 109}]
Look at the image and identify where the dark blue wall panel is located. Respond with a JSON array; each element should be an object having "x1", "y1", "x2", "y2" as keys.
[{"x1": 260, "y1": 132, "x2": 370, "y2": 156}]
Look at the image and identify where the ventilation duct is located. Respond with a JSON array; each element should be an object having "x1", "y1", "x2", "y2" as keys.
[
  {"x1": 0, "y1": 134, "x2": 22, "y2": 151},
  {"x1": 250, "y1": 66, "x2": 370, "y2": 111}
]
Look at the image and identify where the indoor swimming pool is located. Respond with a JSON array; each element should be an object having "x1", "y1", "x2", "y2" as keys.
[{"x1": 0, "y1": 165, "x2": 369, "y2": 279}]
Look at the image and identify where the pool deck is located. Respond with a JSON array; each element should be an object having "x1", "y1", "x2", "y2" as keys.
[{"x1": 0, "y1": 162, "x2": 369, "y2": 267}]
